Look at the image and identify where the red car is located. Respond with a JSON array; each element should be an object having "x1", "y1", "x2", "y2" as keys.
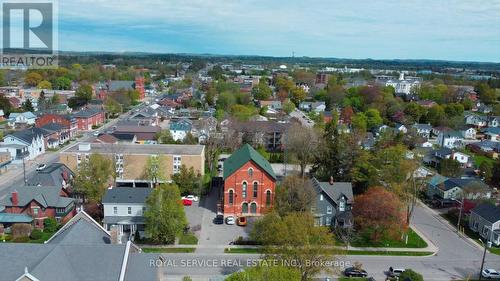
[{"x1": 182, "y1": 199, "x2": 192, "y2": 206}]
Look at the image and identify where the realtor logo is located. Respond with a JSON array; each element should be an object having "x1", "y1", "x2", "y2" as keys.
[{"x1": 1, "y1": 0, "x2": 58, "y2": 69}]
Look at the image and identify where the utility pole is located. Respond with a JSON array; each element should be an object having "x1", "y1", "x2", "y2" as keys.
[
  {"x1": 457, "y1": 195, "x2": 464, "y2": 233},
  {"x1": 22, "y1": 157, "x2": 27, "y2": 183},
  {"x1": 479, "y1": 239, "x2": 491, "y2": 281}
]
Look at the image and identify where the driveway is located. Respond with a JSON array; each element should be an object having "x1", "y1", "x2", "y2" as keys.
[{"x1": 189, "y1": 185, "x2": 253, "y2": 253}]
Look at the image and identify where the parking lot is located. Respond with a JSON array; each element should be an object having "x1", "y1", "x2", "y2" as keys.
[{"x1": 183, "y1": 185, "x2": 253, "y2": 252}]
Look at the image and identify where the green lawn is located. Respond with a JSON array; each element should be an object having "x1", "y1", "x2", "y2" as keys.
[
  {"x1": 224, "y1": 248, "x2": 261, "y2": 254},
  {"x1": 142, "y1": 247, "x2": 196, "y2": 253},
  {"x1": 346, "y1": 250, "x2": 433, "y2": 256},
  {"x1": 179, "y1": 233, "x2": 198, "y2": 245},
  {"x1": 1, "y1": 230, "x2": 56, "y2": 243},
  {"x1": 349, "y1": 228, "x2": 428, "y2": 248}
]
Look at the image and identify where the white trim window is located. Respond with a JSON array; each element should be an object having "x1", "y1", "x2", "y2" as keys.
[{"x1": 173, "y1": 155, "x2": 182, "y2": 174}]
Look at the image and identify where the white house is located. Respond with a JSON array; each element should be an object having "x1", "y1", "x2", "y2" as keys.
[
  {"x1": 102, "y1": 187, "x2": 152, "y2": 239},
  {"x1": 7, "y1": 112, "x2": 36, "y2": 127},
  {"x1": 460, "y1": 127, "x2": 477, "y2": 140},
  {"x1": 465, "y1": 113, "x2": 488, "y2": 127},
  {"x1": 437, "y1": 131, "x2": 464, "y2": 149},
  {"x1": 394, "y1": 123, "x2": 408, "y2": 134},
  {"x1": 451, "y1": 151, "x2": 471, "y2": 168},
  {"x1": 378, "y1": 73, "x2": 421, "y2": 96},
  {"x1": 169, "y1": 119, "x2": 193, "y2": 141},
  {"x1": 2, "y1": 128, "x2": 45, "y2": 160},
  {"x1": 413, "y1": 123, "x2": 433, "y2": 138}
]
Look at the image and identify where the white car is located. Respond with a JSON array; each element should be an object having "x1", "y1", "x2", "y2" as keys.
[
  {"x1": 181, "y1": 195, "x2": 199, "y2": 202},
  {"x1": 225, "y1": 216, "x2": 235, "y2": 225},
  {"x1": 35, "y1": 164, "x2": 46, "y2": 171},
  {"x1": 93, "y1": 131, "x2": 100, "y2": 136},
  {"x1": 482, "y1": 269, "x2": 500, "y2": 279}
]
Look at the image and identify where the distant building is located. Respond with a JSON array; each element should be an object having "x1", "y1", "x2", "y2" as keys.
[
  {"x1": 7, "y1": 112, "x2": 36, "y2": 127},
  {"x1": 72, "y1": 108, "x2": 105, "y2": 131},
  {"x1": 376, "y1": 73, "x2": 421, "y2": 96},
  {"x1": 169, "y1": 119, "x2": 193, "y2": 141}
]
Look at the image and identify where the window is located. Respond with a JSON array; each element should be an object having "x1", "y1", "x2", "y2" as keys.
[
  {"x1": 248, "y1": 168, "x2": 253, "y2": 176},
  {"x1": 173, "y1": 155, "x2": 182, "y2": 173},
  {"x1": 339, "y1": 200, "x2": 345, "y2": 212},
  {"x1": 320, "y1": 194, "x2": 323, "y2": 201},
  {"x1": 142, "y1": 207, "x2": 146, "y2": 214},
  {"x1": 253, "y1": 182, "x2": 258, "y2": 198},
  {"x1": 228, "y1": 190, "x2": 234, "y2": 205},
  {"x1": 33, "y1": 207, "x2": 39, "y2": 216},
  {"x1": 242, "y1": 202, "x2": 248, "y2": 213},
  {"x1": 242, "y1": 182, "x2": 247, "y2": 199},
  {"x1": 325, "y1": 216, "x2": 332, "y2": 226},
  {"x1": 327, "y1": 206, "x2": 333, "y2": 214},
  {"x1": 113, "y1": 206, "x2": 117, "y2": 215},
  {"x1": 128, "y1": 207, "x2": 132, "y2": 215},
  {"x1": 250, "y1": 202, "x2": 257, "y2": 214},
  {"x1": 266, "y1": 190, "x2": 271, "y2": 207}
]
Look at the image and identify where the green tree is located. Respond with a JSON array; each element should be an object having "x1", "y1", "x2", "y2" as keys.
[
  {"x1": 207, "y1": 65, "x2": 224, "y2": 80},
  {"x1": 479, "y1": 161, "x2": 493, "y2": 182},
  {"x1": 126, "y1": 89, "x2": 141, "y2": 105},
  {"x1": 21, "y1": 99, "x2": 34, "y2": 112},
  {"x1": 251, "y1": 212, "x2": 338, "y2": 281},
  {"x1": 76, "y1": 84, "x2": 93, "y2": 101},
  {"x1": 53, "y1": 77, "x2": 72, "y2": 90},
  {"x1": 290, "y1": 86, "x2": 307, "y2": 105},
  {"x1": 143, "y1": 155, "x2": 167, "y2": 186},
  {"x1": 252, "y1": 79, "x2": 272, "y2": 100},
  {"x1": 439, "y1": 158, "x2": 462, "y2": 177},
  {"x1": 365, "y1": 108, "x2": 383, "y2": 129},
  {"x1": 426, "y1": 105, "x2": 446, "y2": 126},
  {"x1": 145, "y1": 183, "x2": 187, "y2": 244},
  {"x1": 404, "y1": 102, "x2": 425, "y2": 123},
  {"x1": 74, "y1": 154, "x2": 112, "y2": 202},
  {"x1": 171, "y1": 165, "x2": 202, "y2": 195},
  {"x1": 205, "y1": 86, "x2": 217, "y2": 106},
  {"x1": 156, "y1": 130, "x2": 175, "y2": 144},
  {"x1": 43, "y1": 218, "x2": 58, "y2": 233},
  {"x1": 282, "y1": 100, "x2": 295, "y2": 114},
  {"x1": 230, "y1": 104, "x2": 258, "y2": 121},
  {"x1": 351, "y1": 112, "x2": 368, "y2": 132},
  {"x1": 226, "y1": 265, "x2": 301, "y2": 281},
  {"x1": 399, "y1": 269, "x2": 424, "y2": 281},
  {"x1": 475, "y1": 82, "x2": 496, "y2": 104},
  {"x1": 217, "y1": 92, "x2": 236, "y2": 111},
  {"x1": 37, "y1": 80, "x2": 52, "y2": 89},
  {"x1": 104, "y1": 97, "x2": 122, "y2": 117}
]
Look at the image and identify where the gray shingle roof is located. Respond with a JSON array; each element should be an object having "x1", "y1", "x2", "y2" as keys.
[
  {"x1": 26, "y1": 163, "x2": 73, "y2": 189},
  {"x1": 109, "y1": 80, "x2": 135, "y2": 91},
  {"x1": 72, "y1": 108, "x2": 103, "y2": 118},
  {"x1": 102, "y1": 187, "x2": 152, "y2": 204},
  {"x1": 1, "y1": 186, "x2": 73, "y2": 208},
  {"x1": 7, "y1": 128, "x2": 45, "y2": 144},
  {"x1": 311, "y1": 177, "x2": 353, "y2": 204},
  {"x1": 471, "y1": 203, "x2": 500, "y2": 223}
]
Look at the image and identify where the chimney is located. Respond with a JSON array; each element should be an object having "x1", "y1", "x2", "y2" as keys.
[
  {"x1": 11, "y1": 191, "x2": 19, "y2": 206},
  {"x1": 110, "y1": 225, "x2": 121, "y2": 244},
  {"x1": 329, "y1": 176, "x2": 334, "y2": 185}
]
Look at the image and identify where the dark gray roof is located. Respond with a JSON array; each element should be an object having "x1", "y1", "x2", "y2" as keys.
[
  {"x1": 26, "y1": 163, "x2": 73, "y2": 188},
  {"x1": 7, "y1": 128, "x2": 45, "y2": 144},
  {"x1": 471, "y1": 203, "x2": 500, "y2": 223},
  {"x1": 0, "y1": 211, "x2": 128, "y2": 281},
  {"x1": 311, "y1": 177, "x2": 354, "y2": 204},
  {"x1": 0, "y1": 186, "x2": 73, "y2": 208},
  {"x1": 72, "y1": 108, "x2": 103, "y2": 118},
  {"x1": 39, "y1": 122, "x2": 66, "y2": 132},
  {"x1": 102, "y1": 187, "x2": 152, "y2": 204},
  {"x1": 109, "y1": 80, "x2": 135, "y2": 91}
]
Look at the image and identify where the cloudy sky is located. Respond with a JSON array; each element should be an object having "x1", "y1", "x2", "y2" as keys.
[{"x1": 55, "y1": 0, "x2": 500, "y2": 62}]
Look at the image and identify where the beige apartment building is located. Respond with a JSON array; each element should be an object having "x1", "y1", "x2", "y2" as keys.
[{"x1": 60, "y1": 143, "x2": 205, "y2": 187}]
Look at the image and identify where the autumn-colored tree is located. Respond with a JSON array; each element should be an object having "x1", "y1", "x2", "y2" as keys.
[{"x1": 353, "y1": 187, "x2": 407, "y2": 243}]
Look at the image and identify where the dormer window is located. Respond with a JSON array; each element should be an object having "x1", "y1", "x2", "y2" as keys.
[
  {"x1": 248, "y1": 168, "x2": 253, "y2": 176},
  {"x1": 339, "y1": 199, "x2": 345, "y2": 212}
]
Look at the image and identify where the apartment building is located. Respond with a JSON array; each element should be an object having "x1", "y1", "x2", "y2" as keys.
[{"x1": 59, "y1": 143, "x2": 205, "y2": 187}]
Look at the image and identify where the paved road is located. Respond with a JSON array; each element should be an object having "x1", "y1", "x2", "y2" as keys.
[{"x1": 148, "y1": 202, "x2": 500, "y2": 280}]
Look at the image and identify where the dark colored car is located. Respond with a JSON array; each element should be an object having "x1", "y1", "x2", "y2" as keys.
[
  {"x1": 213, "y1": 214, "x2": 224, "y2": 224},
  {"x1": 344, "y1": 267, "x2": 368, "y2": 277}
]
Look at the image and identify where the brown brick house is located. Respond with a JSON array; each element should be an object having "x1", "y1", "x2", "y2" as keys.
[
  {"x1": 1, "y1": 186, "x2": 76, "y2": 228},
  {"x1": 36, "y1": 113, "x2": 78, "y2": 139}
]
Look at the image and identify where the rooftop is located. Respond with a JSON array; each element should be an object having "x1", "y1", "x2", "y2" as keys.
[
  {"x1": 63, "y1": 142, "x2": 204, "y2": 155},
  {"x1": 102, "y1": 187, "x2": 152, "y2": 204},
  {"x1": 223, "y1": 144, "x2": 276, "y2": 180}
]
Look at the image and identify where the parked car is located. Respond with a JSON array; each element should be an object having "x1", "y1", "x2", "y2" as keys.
[
  {"x1": 237, "y1": 216, "x2": 247, "y2": 226},
  {"x1": 226, "y1": 216, "x2": 235, "y2": 225},
  {"x1": 182, "y1": 199, "x2": 192, "y2": 206},
  {"x1": 36, "y1": 164, "x2": 46, "y2": 171},
  {"x1": 93, "y1": 131, "x2": 100, "y2": 136},
  {"x1": 482, "y1": 269, "x2": 500, "y2": 279},
  {"x1": 388, "y1": 267, "x2": 405, "y2": 278},
  {"x1": 181, "y1": 195, "x2": 199, "y2": 202},
  {"x1": 344, "y1": 267, "x2": 368, "y2": 277},
  {"x1": 213, "y1": 214, "x2": 224, "y2": 224}
]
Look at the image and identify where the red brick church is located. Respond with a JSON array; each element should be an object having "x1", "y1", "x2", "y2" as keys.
[{"x1": 222, "y1": 144, "x2": 277, "y2": 216}]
